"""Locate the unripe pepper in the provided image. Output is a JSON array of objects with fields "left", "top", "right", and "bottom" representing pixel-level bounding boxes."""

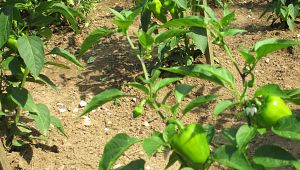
[
  {"left": 6, "top": 35, "right": 18, "bottom": 51},
  {"left": 170, "top": 122, "right": 210, "bottom": 164},
  {"left": 148, "top": 0, "right": 167, "bottom": 22},
  {"left": 256, "top": 96, "right": 292, "bottom": 128},
  {"left": 132, "top": 99, "right": 146, "bottom": 118}
]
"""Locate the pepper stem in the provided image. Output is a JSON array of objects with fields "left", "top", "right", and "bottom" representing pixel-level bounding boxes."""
[{"left": 168, "top": 119, "right": 185, "bottom": 131}]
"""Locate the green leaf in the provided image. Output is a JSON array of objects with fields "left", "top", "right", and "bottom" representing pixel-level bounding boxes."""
[
  {"left": 203, "top": 124, "right": 215, "bottom": 144},
  {"left": 162, "top": 64, "right": 235, "bottom": 88},
  {"left": 254, "top": 84, "right": 289, "bottom": 98},
  {"left": 80, "top": 88, "right": 124, "bottom": 116},
  {"left": 142, "top": 136, "right": 164, "bottom": 156},
  {"left": 254, "top": 38, "right": 300, "bottom": 59},
  {"left": 284, "top": 88, "right": 300, "bottom": 105},
  {"left": 213, "top": 100, "right": 234, "bottom": 117},
  {"left": 154, "top": 77, "right": 182, "bottom": 92},
  {"left": 127, "top": 82, "right": 149, "bottom": 94},
  {"left": 288, "top": 4, "right": 298, "bottom": 20},
  {"left": 173, "top": 0, "right": 187, "bottom": 9},
  {"left": 220, "top": 12, "right": 235, "bottom": 27},
  {"left": 182, "top": 95, "right": 216, "bottom": 115},
  {"left": 161, "top": 16, "right": 206, "bottom": 28},
  {"left": 188, "top": 27, "right": 207, "bottom": 54},
  {"left": 45, "top": 61, "right": 70, "bottom": 69},
  {"left": 253, "top": 145, "right": 296, "bottom": 168},
  {"left": 138, "top": 31, "right": 154, "bottom": 50},
  {"left": 292, "top": 160, "right": 300, "bottom": 170},
  {"left": 222, "top": 128, "right": 238, "bottom": 145},
  {"left": 79, "top": 28, "right": 113, "bottom": 57},
  {"left": 236, "top": 125, "right": 256, "bottom": 151},
  {"left": 37, "top": 74, "right": 57, "bottom": 90},
  {"left": 0, "top": 12, "right": 11, "bottom": 48},
  {"left": 33, "top": 103, "right": 51, "bottom": 133},
  {"left": 99, "top": 133, "right": 140, "bottom": 170},
  {"left": 49, "top": 47, "right": 83, "bottom": 67},
  {"left": 155, "top": 28, "right": 188, "bottom": 43},
  {"left": 50, "top": 116, "right": 67, "bottom": 137},
  {"left": 49, "top": 2, "right": 79, "bottom": 33},
  {"left": 17, "top": 35, "right": 45, "bottom": 78},
  {"left": 165, "top": 151, "right": 180, "bottom": 169},
  {"left": 117, "top": 159, "right": 145, "bottom": 170},
  {"left": 223, "top": 29, "right": 246, "bottom": 36},
  {"left": 9, "top": 87, "right": 38, "bottom": 112},
  {"left": 239, "top": 49, "right": 256, "bottom": 64},
  {"left": 271, "top": 115, "right": 300, "bottom": 141},
  {"left": 175, "top": 84, "right": 194, "bottom": 103},
  {"left": 163, "top": 124, "right": 176, "bottom": 143},
  {"left": 214, "top": 145, "right": 253, "bottom": 170}
]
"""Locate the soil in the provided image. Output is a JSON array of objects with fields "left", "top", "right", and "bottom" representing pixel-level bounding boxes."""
[{"left": 3, "top": 0, "right": 300, "bottom": 169}]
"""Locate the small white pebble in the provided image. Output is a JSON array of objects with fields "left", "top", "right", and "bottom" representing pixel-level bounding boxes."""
[
  {"left": 104, "top": 127, "right": 109, "bottom": 134},
  {"left": 143, "top": 121, "right": 150, "bottom": 127},
  {"left": 56, "top": 103, "right": 64, "bottom": 106},
  {"left": 131, "top": 97, "right": 137, "bottom": 103},
  {"left": 83, "top": 116, "right": 91, "bottom": 126},
  {"left": 92, "top": 109, "right": 96, "bottom": 113},
  {"left": 79, "top": 100, "right": 87, "bottom": 107},
  {"left": 145, "top": 165, "right": 151, "bottom": 170},
  {"left": 265, "top": 58, "right": 270, "bottom": 63},
  {"left": 72, "top": 108, "right": 79, "bottom": 113},
  {"left": 58, "top": 108, "right": 67, "bottom": 113}
]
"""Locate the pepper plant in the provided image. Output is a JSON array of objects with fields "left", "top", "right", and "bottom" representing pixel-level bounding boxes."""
[
  {"left": 79, "top": 2, "right": 300, "bottom": 170},
  {"left": 0, "top": 1, "right": 83, "bottom": 149}
]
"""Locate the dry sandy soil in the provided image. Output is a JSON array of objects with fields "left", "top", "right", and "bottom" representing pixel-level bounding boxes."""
[{"left": 3, "top": 0, "right": 300, "bottom": 169}]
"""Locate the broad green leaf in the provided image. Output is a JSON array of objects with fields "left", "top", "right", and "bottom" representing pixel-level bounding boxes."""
[
  {"left": 33, "top": 103, "right": 51, "bottom": 133},
  {"left": 254, "top": 84, "right": 289, "bottom": 98},
  {"left": 138, "top": 31, "right": 154, "bottom": 50},
  {"left": 99, "top": 133, "right": 140, "bottom": 170},
  {"left": 50, "top": 116, "right": 67, "bottom": 137},
  {"left": 49, "top": 2, "right": 79, "bottom": 33},
  {"left": 162, "top": 64, "right": 235, "bottom": 88},
  {"left": 161, "top": 16, "right": 206, "bottom": 28},
  {"left": 45, "top": 61, "right": 70, "bottom": 69},
  {"left": 80, "top": 88, "right": 124, "bottom": 116},
  {"left": 284, "top": 88, "right": 300, "bottom": 105},
  {"left": 203, "top": 124, "right": 215, "bottom": 144},
  {"left": 254, "top": 38, "right": 300, "bottom": 59},
  {"left": 154, "top": 77, "right": 182, "bottom": 92},
  {"left": 214, "top": 145, "right": 253, "bottom": 170},
  {"left": 127, "top": 82, "right": 149, "bottom": 94},
  {"left": 272, "top": 115, "right": 300, "bottom": 141},
  {"left": 79, "top": 28, "right": 113, "bottom": 57},
  {"left": 239, "top": 49, "right": 256, "bottom": 64},
  {"left": 222, "top": 128, "right": 238, "bottom": 145},
  {"left": 223, "top": 29, "right": 246, "bottom": 36},
  {"left": 292, "top": 160, "right": 300, "bottom": 170},
  {"left": 175, "top": 84, "right": 194, "bottom": 103},
  {"left": 253, "top": 145, "right": 296, "bottom": 168},
  {"left": 201, "top": 5, "right": 216, "bottom": 19},
  {"left": 220, "top": 12, "right": 235, "bottom": 27},
  {"left": 37, "top": 74, "right": 57, "bottom": 90},
  {"left": 188, "top": 27, "right": 207, "bottom": 54},
  {"left": 9, "top": 87, "right": 38, "bottom": 112},
  {"left": 29, "top": 13, "right": 55, "bottom": 27},
  {"left": 288, "top": 4, "right": 298, "bottom": 20},
  {"left": 142, "top": 136, "right": 164, "bottom": 156},
  {"left": 0, "top": 12, "right": 11, "bottom": 48},
  {"left": 213, "top": 100, "right": 234, "bottom": 117},
  {"left": 117, "top": 159, "right": 145, "bottom": 170},
  {"left": 165, "top": 152, "right": 180, "bottom": 169},
  {"left": 236, "top": 125, "right": 256, "bottom": 151},
  {"left": 155, "top": 28, "right": 188, "bottom": 43},
  {"left": 173, "top": 0, "right": 187, "bottom": 9},
  {"left": 182, "top": 95, "right": 216, "bottom": 115},
  {"left": 18, "top": 35, "right": 45, "bottom": 78},
  {"left": 163, "top": 124, "right": 176, "bottom": 143},
  {"left": 50, "top": 47, "right": 83, "bottom": 67}
]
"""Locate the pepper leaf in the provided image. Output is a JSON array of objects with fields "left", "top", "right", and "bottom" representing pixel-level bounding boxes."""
[
  {"left": 214, "top": 145, "right": 254, "bottom": 170},
  {"left": 117, "top": 159, "right": 145, "bottom": 170},
  {"left": 183, "top": 95, "right": 216, "bottom": 116},
  {"left": 142, "top": 136, "right": 164, "bottom": 156},
  {"left": 213, "top": 100, "right": 235, "bottom": 117},
  {"left": 253, "top": 145, "right": 296, "bottom": 168},
  {"left": 80, "top": 88, "right": 124, "bottom": 116},
  {"left": 236, "top": 125, "right": 256, "bottom": 151},
  {"left": 254, "top": 38, "right": 300, "bottom": 59},
  {"left": 99, "top": 133, "right": 141, "bottom": 170},
  {"left": 175, "top": 84, "right": 194, "bottom": 103},
  {"left": 254, "top": 84, "right": 289, "bottom": 98},
  {"left": 271, "top": 115, "right": 300, "bottom": 141}
]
